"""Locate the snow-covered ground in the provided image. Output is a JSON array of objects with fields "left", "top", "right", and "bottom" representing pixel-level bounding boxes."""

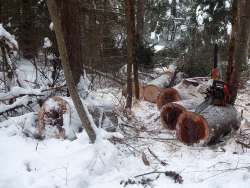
[
  {"left": 1, "top": 89, "right": 250, "bottom": 188},
  {"left": 1, "top": 60, "right": 250, "bottom": 188}
]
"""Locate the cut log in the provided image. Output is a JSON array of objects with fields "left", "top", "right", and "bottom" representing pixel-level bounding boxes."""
[
  {"left": 176, "top": 105, "right": 240, "bottom": 145},
  {"left": 160, "top": 103, "right": 186, "bottom": 130},
  {"left": 160, "top": 99, "right": 203, "bottom": 130},
  {"left": 174, "top": 78, "right": 209, "bottom": 100},
  {"left": 156, "top": 88, "right": 181, "bottom": 109},
  {"left": 147, "top": 71, "right": 174, "bottom": 88},
  {"left": 143, "top": 71, "right": 175, "bottom": 103},
  {"left": 143, "top": 84, "right": 162, "bottom": 103}
]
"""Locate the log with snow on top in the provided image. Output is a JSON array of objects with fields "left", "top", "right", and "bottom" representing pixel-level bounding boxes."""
[
  {"left": 173, "top": 77, "right": 210, "bottom": 100},
  {"left": 0, "top": 24, "right": 18, "bottom": 50},
  {"left": 160, "top": 99, "right": 203, "bottom": 130},
  {"left": 143, "top": 70, "right": 176, "bottom": 103},
  {"left": 156, "top": 77, "right": 209, "bottom": 109},
  {"left": 176, "top": 105, "right": 240, "bottom": 146}
]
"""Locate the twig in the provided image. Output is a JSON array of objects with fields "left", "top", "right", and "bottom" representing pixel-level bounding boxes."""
[
  {"left": 235, "top": 140, "right": 250, "bottom": 149},
  {"left": 148, "top": 147, "right": 168, "bottom": 166}
]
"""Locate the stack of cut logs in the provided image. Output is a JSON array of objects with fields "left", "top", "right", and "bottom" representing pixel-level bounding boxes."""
[{"left": 124, "top": 71, "right": 240, "bottom": 146}]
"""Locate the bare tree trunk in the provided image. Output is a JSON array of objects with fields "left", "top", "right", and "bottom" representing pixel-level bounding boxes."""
[
  {"left": 229, "top": 0, "right": 250, "bottom": 104},
  {"left": 136, "top": 0, "right": 145, "bottom": 43},
  {"left": 125, "top": 0, "right": 137, "bottom": 107},
  {"left": 226, "top": 0, "right": 238, "bottom": 102},
  {"left": 46, "top": 0, "right": 96, "bottom": 143}
]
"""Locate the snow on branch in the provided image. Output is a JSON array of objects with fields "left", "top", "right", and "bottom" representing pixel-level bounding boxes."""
[
  {"left": 0, "top": 24, "right": 18, "bottom": 50},
  {"left": 0, "top": 86, "right": 43, "bottom": 101}
]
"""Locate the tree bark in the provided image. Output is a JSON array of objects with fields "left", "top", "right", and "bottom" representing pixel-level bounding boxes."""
[
  {"left": 228, "top": 0, "right": 250, "bottom": 104},
  {"left": 125, "top": 0, "right": 138, "bottom": 107},
  {"left": 46, "top": 0, "right": 96, "bottom": 143},
  {"left": 136, "top": 0, "right": 145, "bottom": 43}
]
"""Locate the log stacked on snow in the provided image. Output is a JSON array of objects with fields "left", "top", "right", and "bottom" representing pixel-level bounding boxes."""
[
  {"left": 143, "top": 71, "right": 175, "bottom": 103},
  {"left": 160, "top": 103, "right": 186, "bottom": 130},
  {"left": 160, "top": 99, "right": 203, "bottom": 130},
  {"left": 156, "top": 88, "right": 181, "bottom": 109},
  {"left": 176, "top": 105, "right": 240, "bottom": 145}
]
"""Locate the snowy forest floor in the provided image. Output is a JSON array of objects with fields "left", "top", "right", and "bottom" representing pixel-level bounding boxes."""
[{"left": 1, "top": 62, "right": 250, "bottom": 188}]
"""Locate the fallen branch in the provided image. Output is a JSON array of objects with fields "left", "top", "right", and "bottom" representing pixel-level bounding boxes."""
[{"left": 148, "top": 147, "right": 168, "bottom": 166}]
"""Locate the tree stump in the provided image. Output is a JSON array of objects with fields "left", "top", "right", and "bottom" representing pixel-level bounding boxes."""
[
  {"left": 176, "top": 105, "right": 240, "bottom": 145},
  {"left": 36, "top": 96, "right": 69, "bottom": 139}
]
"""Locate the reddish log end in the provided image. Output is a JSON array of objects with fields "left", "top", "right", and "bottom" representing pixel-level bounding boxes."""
[
  {"left": 143, "top": 84, "right": 162, "bottom": 103},
  {"left": 160, "top": 103, "right": 186, "bottom": 130},
  {"left": 176, "top": 111, "right": 209, "bottom": 145},
  {"left": 157, "top": 88, "right": 181, "bottom": 109}
]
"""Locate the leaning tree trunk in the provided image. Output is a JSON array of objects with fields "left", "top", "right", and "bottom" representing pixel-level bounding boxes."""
[
  {"left": 176, "top": 105, "right": 239, "bottom": 146},
  {"left": 228, "top": 0, "right": 250, "bottom": 104},
  {"left": 47, "top": 0, "right": 96, "bottom": 143}
]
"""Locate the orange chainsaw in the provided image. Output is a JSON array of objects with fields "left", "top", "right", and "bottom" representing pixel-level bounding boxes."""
[{"left": 196, "top": 44, "right": 230, "bottom": 113}]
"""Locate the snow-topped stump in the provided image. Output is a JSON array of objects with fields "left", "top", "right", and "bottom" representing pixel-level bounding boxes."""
[
  {"left": 36, "top": 96, "right": 71, "bottom": 139},
  {"left": 176, "top": 105, "right": 240, "bottom": 145},
  {"left": 36, "top": 96, "right": 118, "bottom": 140},
  {"left": 160, "top": 99, "right": 202, "bottom": 130}
]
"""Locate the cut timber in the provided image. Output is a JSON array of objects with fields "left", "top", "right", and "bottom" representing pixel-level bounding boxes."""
[
  {"left": 143, "top": 71, "right": 175, "bottom": 103},
  {"left": 147, "top": 71, "right": 174, "bottom": 88},
  {"left": 156, "top": 88, "right": 181, "bottom": 109},
  {"left": 143, "top": 84, "right": 162, "bottom": 103},
  {"left": 176, "top": 105, "right": 240, "bottom": 145},
  {"left": 160, "top": 99, "right": 202, "bottom": 130},
  {"left": 160, "top": 103, "right": 186, "bottom": 130}
]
